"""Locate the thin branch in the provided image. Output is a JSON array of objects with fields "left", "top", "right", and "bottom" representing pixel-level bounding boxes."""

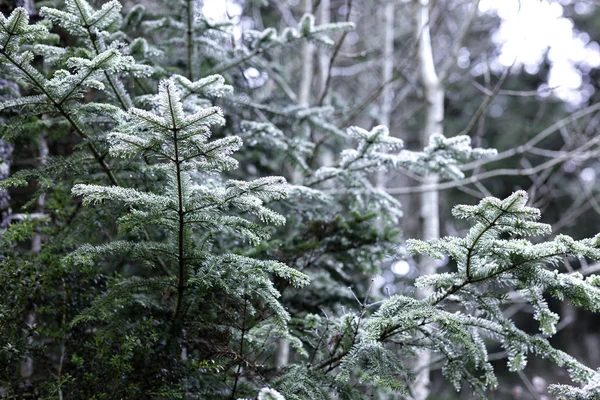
[
  {"left": 457, "top": 66, "right": 511, "bottom": 137},
  {"left": 339, "top": 39, "right": 417, "bottom": 125},
  {"left": 472, "top": 80, "right": 560, "bottom": 98},
  {"left": 317, "top": 0, "right": 352, "bottom": 105},
  {"left": 386, "top": 133, "right": 600, "bottom": 195},
  {"left": 460, "top": 101, "right": 600, "bottom": 172},
  {"left": 517, "top": 371, "right": 543, "bottom": 400}
]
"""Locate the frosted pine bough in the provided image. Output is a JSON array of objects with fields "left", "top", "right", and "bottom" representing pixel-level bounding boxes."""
[
  {"left": 2, "top": 1, "right": 600, "bottom": 398},
  {"left": 70, "top": 79, "right": 308, "bottom": 329},
  {"left": 401, "top": 191, "right": 600, "bottom": 397},
  {"left": 275, "top": 191, "right": 600, "bottom": 399}
]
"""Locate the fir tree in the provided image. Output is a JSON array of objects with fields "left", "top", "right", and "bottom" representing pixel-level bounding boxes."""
[{"left": 1, "top": 2, "right": 600, "bottom": 399}]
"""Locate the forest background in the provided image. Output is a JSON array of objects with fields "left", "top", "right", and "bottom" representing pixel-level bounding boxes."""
[{"left": 4, "top": 0, "right": 600, "bottom": 399}]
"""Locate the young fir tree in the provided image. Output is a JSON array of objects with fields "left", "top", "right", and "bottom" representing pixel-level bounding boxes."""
[{"left": 2, "top": 1, "right": 600, "bottom": 399}]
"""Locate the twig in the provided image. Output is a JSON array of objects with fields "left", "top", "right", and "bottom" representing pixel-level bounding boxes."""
[
  {"left": 460, "top": 101, "right": 600, "bottom": 172},
  {"left": 517, "top": 371, "right": 542, "bottom": 400},
  {"left": 458, "top": 66, "right": 511, "bottom": 137},
  {"left": 386, "top": 136, "right": 600, "bottom": 195},
  {"left": 317, "top": 0, "right": 352, "bottom": 105}
]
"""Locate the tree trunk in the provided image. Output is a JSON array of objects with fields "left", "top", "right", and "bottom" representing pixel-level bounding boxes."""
[
  {"left": 318, "top": 0, "right": 330, "bottom": 103},
  {"left": 377, "top": 1, "right": 395, "bottom": 190},
  {"left": 413, "top": 0, "right": 443, "bottom": 398},
  {"left": 298, "top": 0, "right": 315, "bottom": 108}
]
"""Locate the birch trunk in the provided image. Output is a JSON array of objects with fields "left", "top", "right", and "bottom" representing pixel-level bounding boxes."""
[
  {"left": 318, "top": 0, "right": 330, "bottom": 102},
  {"left": 298, "top": 0, "right": 315, "bottom": 108},
  {"left": 380, "top": 7, "right": 403, "bottom": 400},
  {"left": 317, "top": 0, "right": 335, "bottom": 168},
  {"left": 377, "top": 1, "right": 395, "bottom": 190},
  {"left": 413, "top": 0, "right": 443, "bottom": 398}
]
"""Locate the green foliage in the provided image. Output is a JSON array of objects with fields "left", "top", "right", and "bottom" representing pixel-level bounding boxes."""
[
  {"left": 1, "top": 2, "right": 599, "bottom": 399},
  {"left": 272, "top": 191, "right": 600, "bottom": 398}
]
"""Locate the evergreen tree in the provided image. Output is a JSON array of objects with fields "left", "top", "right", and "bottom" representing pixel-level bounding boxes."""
[{"left": 1, "top": 1, "right": 600, "bottom": 399}]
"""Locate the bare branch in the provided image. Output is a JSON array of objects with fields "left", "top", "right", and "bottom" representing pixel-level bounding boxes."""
[
  {"left": 460, "top": 102, "right": 600, "bottom": 172},
  {"left": 386, "top": 135, "right": 600, "bottom": 195},
  {"left": 317, "top": 0, "right": 352, "bottom": 105}
]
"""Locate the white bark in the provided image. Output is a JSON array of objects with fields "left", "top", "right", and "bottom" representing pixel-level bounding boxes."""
[
  {"left": 380, "top": 2, "right": 395, "bottom": 129},
  {"left": 275, "top": 338, "right": 290, "bottom": 369},
  {"left": 317, "top": 0, "right": 335, "bottom": 167},
  {"left": 17, "top": 0, "right": 36, "bottom": 14},
  {"left": 379, "top": 9, "right": 403, "bottom": 400},
  {"left": 377, "top": 1, "right": 395, "bottom": 190},
  {"left": 298, "top": 0, "right": 315, "bottom": 107},
  {"left": 413, "top": 0, "right": 443, "bottom": 398},
  {"left": 318, "top": 0, "right": 331, "bottom": 101}
]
